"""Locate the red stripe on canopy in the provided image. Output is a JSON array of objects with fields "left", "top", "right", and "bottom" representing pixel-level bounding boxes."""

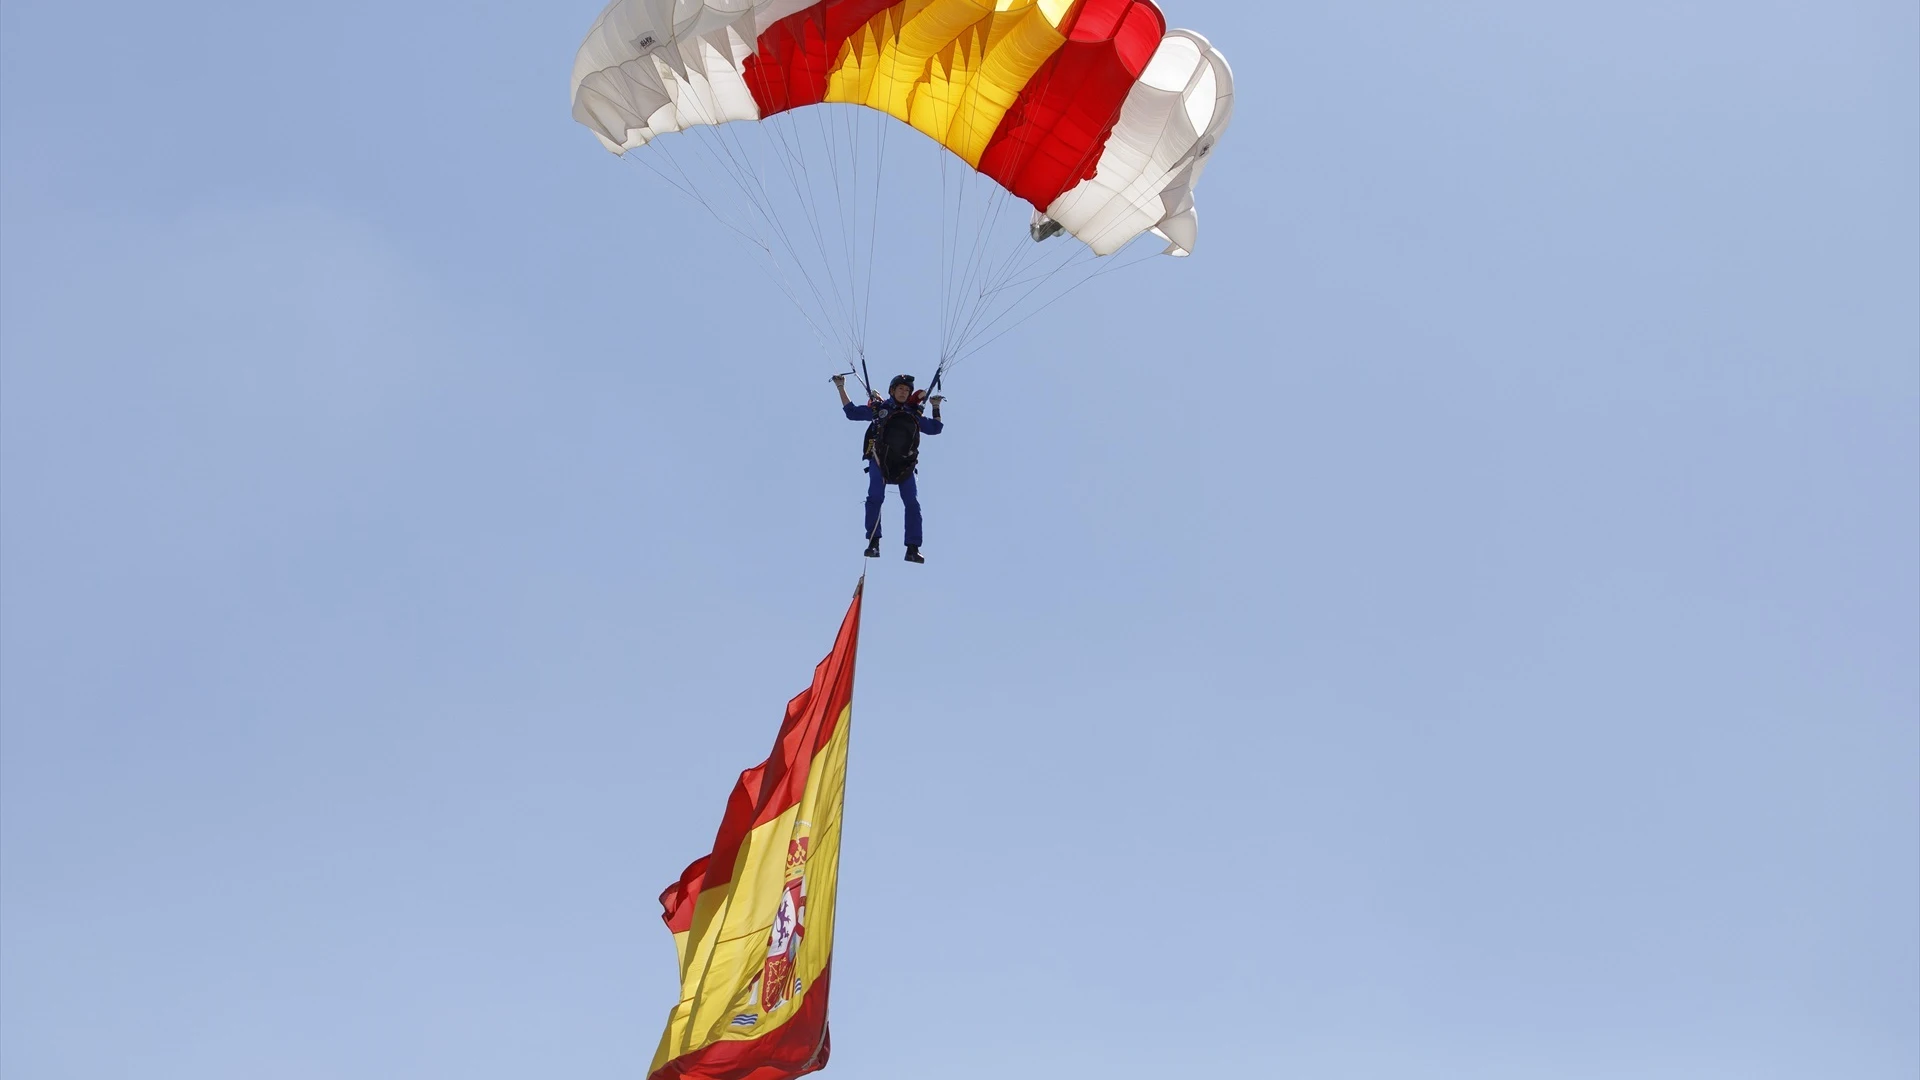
[
  {"left": 976, "top": 0, "right": 1166, "bottom": 210},
  {"left": 743, "top": 0, "right": 903, "bottom": 115}
]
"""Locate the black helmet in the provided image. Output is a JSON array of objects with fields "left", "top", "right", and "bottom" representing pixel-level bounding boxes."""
[{"left": 888, "top": 374, "right": 915, "bottom": 392}]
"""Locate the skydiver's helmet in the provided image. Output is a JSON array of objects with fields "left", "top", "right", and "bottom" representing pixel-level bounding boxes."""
[{"left": 888, "top": 374, "right": 927, "bottom": 406}]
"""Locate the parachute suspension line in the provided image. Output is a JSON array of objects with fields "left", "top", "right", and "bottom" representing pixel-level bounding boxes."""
[
  {"left": 758, "top": 118, "right": 834, "bottom": 319},
  {"left": 945, "top": 144, "right": 994, "bottom": 361},
  {"left": 931, "top": 44, "right": 1108, "bottom": 382},
  {"left": 629, "top": 138, "right": 840, "bottom": 357},
  {"left": 944, "top": 56, "right": 1027, "bottom": 361},
  {"left": 744, "top": 101, "right": 892, "bottom": 369},
  {"left": 829, "top": 101, "right": 860, "bottom": 356},
  {"left": 759, "top": 113, "right": 854, "bottom": 353},
  {"left": 944, "top": 151, "right": 967, "bottom": 362},
  {"left": 953, "top": 212, "right": 1078, "bottom": 358},
  {"left": 724, "top": 107, "right": 854, "bottom": 351},
  {"left": 662, "top": 98, "right": 852, "bottom": 360},
  {"left": 652, "top": 78, "right": 885, "bottom": 369},
  {"left": 938, "top": 149, "right": 953, "bottom": 369},
  {"left": 628, "top": 148, "right": 841, "bottom": 363},
  {"left": 863, "top": 108, "right": 887, "bottom": 357},
  {"left": 833, "top": 104, "right": 872, "bottom": 362},
  {"left": 938, "top": 77, "right": 1000, "bottom": 369},
  {"left": 956, "top": 41, "right": 1020, "bottom": 331},
  {"left": 938, "top": 34, "right": 1189, "bottom": 379},
  {"left": 936, "top": 146, "right": 969, "bottom": 375},
  {"left": 949, "top": 241, "right": 1162, "bottom": 367},
  {"left": 795, "top": 104, "right": 853, "bottom": 339},
  {"left": 947, "top": 187, "right": 1054, "bottom": 358},
  {"left": 832, "top": 104, "right": 857, "bottom": 356},
  {"left": 790, "top": 109, "right": 863, "bottom": 358},
  {"left": 953, "top": 237, "right": 1084, "bottom": 349},
  {"left": 780, "top": 104, "right": 882, "bottom": 364},
  {"left": 843, "top": 106, "right": 876, "bottom": 360},
  {"left": 627, "top": 145, "right": 758, "bottom": 255},
  {"left": 669, "top": 76, "right": 865, "bottom": 367},
  {"left": 858, "top": 111, "right": 890, "bottom": 362}
]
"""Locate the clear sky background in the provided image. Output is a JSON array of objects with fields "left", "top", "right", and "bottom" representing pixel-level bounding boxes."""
[{"left": 3, "top": 2, "right": 1916, "bottom": 1078}]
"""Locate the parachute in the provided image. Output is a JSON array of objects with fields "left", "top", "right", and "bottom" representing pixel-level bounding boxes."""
[{"left": 570, "top": 0, "right": 1233, "bottom": 383}]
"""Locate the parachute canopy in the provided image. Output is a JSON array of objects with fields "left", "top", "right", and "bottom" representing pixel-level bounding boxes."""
[{"left": 571, "top": 0, "right": 1233, "bottom": 257}]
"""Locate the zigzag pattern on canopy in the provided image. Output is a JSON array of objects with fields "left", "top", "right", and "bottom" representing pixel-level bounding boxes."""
[{"left": 571, "top": 0, "right": 1232, "bottom": 255}]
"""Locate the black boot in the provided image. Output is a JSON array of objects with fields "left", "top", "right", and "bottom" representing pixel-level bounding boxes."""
[
  {"left": 864, "top": 537, "right": 881, "bottom": 558},
  {"left": 904, "top": 546, "right": 925, "bottom": 564}
]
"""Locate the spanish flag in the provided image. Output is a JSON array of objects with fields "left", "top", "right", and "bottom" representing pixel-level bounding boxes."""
[{"left": 648, "top": 583, "right": 862, "bottom": 1080}]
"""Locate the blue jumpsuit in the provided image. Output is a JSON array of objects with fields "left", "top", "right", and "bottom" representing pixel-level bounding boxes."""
[{"left": 844, "top": 399, "right": 943, "bottom": 547}]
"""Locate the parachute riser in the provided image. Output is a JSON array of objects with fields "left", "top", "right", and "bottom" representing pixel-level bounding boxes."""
[{"left": 828, "top": 359, "right": 876, "bottom": 401}]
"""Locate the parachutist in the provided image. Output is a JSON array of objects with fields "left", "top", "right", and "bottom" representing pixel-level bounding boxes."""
[{"left": 837, "top": 374, "right": 942, "bottom": 557}]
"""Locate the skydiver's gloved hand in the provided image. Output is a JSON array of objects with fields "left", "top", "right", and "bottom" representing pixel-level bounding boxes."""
[
  {"left": 928, "top": 394, "right": 943, "bottom": 421},
  {"left": 832, "top": 373, "right": 851, "bottom": 407}
]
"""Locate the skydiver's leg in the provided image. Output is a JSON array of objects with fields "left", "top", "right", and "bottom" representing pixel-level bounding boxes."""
[
  {"left": 864, "top": 464, "right": 886, "bottom": 542},
  {"left": 898, "top": 472, "right": 922, "bottom": 549}
]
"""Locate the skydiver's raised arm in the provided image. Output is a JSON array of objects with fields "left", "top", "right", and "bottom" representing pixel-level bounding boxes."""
[{"left": 836, "top": 375, "right": 876, "bottom": 421}]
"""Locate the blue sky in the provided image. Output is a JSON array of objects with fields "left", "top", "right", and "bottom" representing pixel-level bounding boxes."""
[{"left": 3, "top": 2, "right": 1916, "bottom": 1078}]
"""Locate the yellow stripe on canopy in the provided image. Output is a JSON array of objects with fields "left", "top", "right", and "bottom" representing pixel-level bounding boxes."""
[{"left": 824, "top": 0, "right": 1071, "bottom": 166}]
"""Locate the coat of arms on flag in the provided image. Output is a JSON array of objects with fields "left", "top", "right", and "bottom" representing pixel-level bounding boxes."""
[{"left": 761, "top": 834, "right": 811, "bottom": 1013}]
